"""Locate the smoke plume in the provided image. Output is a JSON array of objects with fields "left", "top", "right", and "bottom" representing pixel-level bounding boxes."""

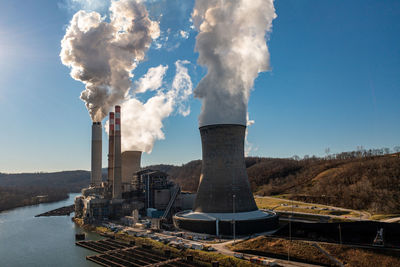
[
  {"left": 105, "top": 60, "right": 193, "bottom": 153},
  {"left": 192, "top": 0, "right": 277, "bottom": 126},
  {"left": 60, "top": 0, "right": 160, "bottom": 122}
]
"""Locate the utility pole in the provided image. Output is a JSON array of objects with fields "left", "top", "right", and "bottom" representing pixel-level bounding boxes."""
[
  {"left": 288, "top": 214, "right": 291, "bottom": 262},
  {"left": 233, "top": 194, "right": 236, "bottom": 246}
]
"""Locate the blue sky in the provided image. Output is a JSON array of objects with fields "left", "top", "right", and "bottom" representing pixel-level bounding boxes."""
[{"left": 0, "top": 0, "right": 399, "bottom": 173}]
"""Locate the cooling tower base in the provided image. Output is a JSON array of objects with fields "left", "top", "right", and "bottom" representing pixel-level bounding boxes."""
[{"left": 173, "top": 210, "right": 279, "bottom": 236}]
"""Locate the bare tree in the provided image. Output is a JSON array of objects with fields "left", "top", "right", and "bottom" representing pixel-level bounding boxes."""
[{"left": 325, "top": 148, "right": 331, "bottom": 159}]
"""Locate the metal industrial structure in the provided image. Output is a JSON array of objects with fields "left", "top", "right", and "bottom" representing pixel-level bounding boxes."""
[
  {"left": 173, "top": 124, "right": 278, "bottom": 235},
  {"left": 75, "top": 105, "right": 193, "bottom": 224}
]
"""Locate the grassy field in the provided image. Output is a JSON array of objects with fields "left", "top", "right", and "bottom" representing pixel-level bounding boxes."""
[
  {"left": 255, "top": 195, "right": 362, "bottom": 218},
  {"left": 229, "top": 236, "right": 400, "bottom": 267},
  {"left": 369, "top": 214, "right": 400, "bottom": 221}
]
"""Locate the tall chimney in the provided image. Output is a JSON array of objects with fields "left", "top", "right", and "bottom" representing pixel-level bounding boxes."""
[
  {"left": 193, "top": 124, "right": 258, "bottom": 213},
  {"left": 107, "top": 112, "right": 115, "bottom": 185},
  {"left": 91, "top": 122, "right": 102, "bottom": 187},
  {"left": 113, "top": 106, "right": 122, "bottom": 199}
]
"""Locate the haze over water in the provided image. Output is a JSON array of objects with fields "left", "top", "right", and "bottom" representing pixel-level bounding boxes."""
[{"left": 0, "top": 194, "right": 99, "bottom": 267}]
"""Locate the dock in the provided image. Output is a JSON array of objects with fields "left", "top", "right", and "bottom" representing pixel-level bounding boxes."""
[
  {"left": 35, "top": 204, "right": 75, "bottom": 217},
  {"left": 76, "top": 239, "right": 199, "bottom": 266}
]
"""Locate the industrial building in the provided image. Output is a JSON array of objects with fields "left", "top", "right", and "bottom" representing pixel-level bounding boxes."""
[
  {"left": 75, "top": 105, "right": 193, "bottom": 224},
  {"left": 76, "top": 107, "right": 278, "bottom": 236}
]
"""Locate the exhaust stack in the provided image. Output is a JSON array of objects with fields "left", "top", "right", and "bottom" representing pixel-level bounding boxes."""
[
  {"left": 91, "top": 122, "right": 102, "bottom": 187},
  {"left": 107, "top": 112, "right": 115, "bottom": 185},
  {"left": 113, "top": 106, "right": 122, "bottom": 199}
]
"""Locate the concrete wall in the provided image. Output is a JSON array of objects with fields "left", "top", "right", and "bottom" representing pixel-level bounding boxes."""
[
  {"left": 122, "top": 151, "right": 142, "bottom": 184},
  {"left": 154, "top": 189, "right": 170, "bottom": 210}
]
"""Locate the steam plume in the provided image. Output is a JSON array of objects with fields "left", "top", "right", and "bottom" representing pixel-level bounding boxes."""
[
  {"left": 105, "top": 60, "right": 193, "bottom": 153},
  {"left": 60, "top": 0, "right": 160, "bottom": 121},
  {"left": 192, "top": 0, "right": 276, "bottom": 126}
]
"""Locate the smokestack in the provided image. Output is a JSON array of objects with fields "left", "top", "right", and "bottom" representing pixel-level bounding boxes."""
[
  {"left": 91, "top": 122, "right": 102, "bottom": 187},
  {"left": 113, "top": 106, "right": 122, "bottom": 199},
  {"left": 193, "top": 124, "right": 257, "bottom": 213},
  {"left": 122, "top": 151, "right": 142, "bottom": 184},
  {"left": 107, "top": 112, "right": 115, "bottom": 185}
]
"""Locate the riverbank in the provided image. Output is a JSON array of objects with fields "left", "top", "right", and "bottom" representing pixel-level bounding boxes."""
[
  {"left": 0, "top": 193, "right": 101, "bottom": 267},
  {"left": 0, "top": 186, "right": 71, "bottom": 213}
]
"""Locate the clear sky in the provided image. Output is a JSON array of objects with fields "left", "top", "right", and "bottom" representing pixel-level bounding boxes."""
[{"left": 0, "top": 0, "right": 399, "bottom": 173}]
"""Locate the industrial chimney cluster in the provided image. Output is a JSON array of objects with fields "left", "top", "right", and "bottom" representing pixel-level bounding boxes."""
[
  {"left": 88, "top": 106, "right": 127, "bottom": 199},
  {"left": 75, "top": 106, "right": 193, "bottom": 224}
]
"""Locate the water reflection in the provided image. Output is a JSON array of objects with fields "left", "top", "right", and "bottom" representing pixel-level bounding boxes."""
[{"left": 0, "top": 193, "right": 100, "bottom": 267}]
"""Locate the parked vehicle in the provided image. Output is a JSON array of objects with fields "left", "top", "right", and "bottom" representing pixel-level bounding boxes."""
[{"left": 234, "top": 252, "right": 244, "bottom": 259}]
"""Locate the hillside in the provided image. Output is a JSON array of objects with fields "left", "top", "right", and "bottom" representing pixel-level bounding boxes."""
[
  {"left": 148, "top": 153, "right": 400, "bottom": 214},
  {"left": 1, "top": 150, "right": 399, "bottom": 214},
  {"left": 0, "top": 171, "right": 91, "bottom": 192},
  {"left": 0, "top": 170, "right": 93, "bottom": 212}
]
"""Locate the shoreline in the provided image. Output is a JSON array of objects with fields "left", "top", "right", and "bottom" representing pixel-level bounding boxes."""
[{"left": 0, "top": 193, "right": 75, "bottom": 214}]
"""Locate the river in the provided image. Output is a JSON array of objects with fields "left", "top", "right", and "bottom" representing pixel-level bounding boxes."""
[{"left": 0, "top": 193, "right": 101, "bottom": 267}]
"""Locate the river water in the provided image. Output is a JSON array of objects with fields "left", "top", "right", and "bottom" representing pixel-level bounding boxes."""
[{"left": 0, "top": 193, "right": 101, "bottom": 267}]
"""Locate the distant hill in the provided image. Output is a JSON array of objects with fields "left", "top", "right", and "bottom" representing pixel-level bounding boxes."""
[
  {"left": 1, "top": 150, "right": 399, "bottom": 214},
  {"left": 147, "top": 153, "right": 400, "bottom": 214},
  {"left": 0, "top": 171, "right": 91, "bottom": 192},
  {"left": 0, "top": 170, "right": 94, "bottom": 212}
]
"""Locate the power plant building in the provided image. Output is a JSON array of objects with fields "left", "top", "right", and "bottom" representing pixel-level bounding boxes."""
[
  {"left": 77, "top": 108, "right": 277, "bottom": 236},
  {"left": 75, "top": 106, "right": 191, "bottom": 224}
]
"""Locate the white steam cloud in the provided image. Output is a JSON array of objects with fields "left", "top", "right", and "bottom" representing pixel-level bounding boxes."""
[
  {"left": 105, "top": 60, "right": 193, "bottom": 153},
  {"left": 60, "top": 0, "right": 160, "bottom": 122},
  {"left": 133, "top": 65, "right": 168, "bottom": 94},
  {"left": 64, "top": 0, "right": 110, "bottom": 12},
  {"left": 192, "top": 0, "right": 277, "bottom": 126}
]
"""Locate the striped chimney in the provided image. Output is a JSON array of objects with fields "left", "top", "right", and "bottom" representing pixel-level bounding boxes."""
[
  {"left": 107, "top": 112, "right": 115, "bottom": 186},
  {"left": 113, "top": 106, "right": 122, "bottom": 199}
]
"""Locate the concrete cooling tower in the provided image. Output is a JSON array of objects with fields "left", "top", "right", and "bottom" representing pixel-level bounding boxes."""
[
  {"left": 122, "top": 151, "right": 142, "bottom": 184},
  {"left": 91, "top": 122, "right": 102, "bottom": 187},
  {"left": 173, "top": 124, "right": 278, "bottom": 236}
]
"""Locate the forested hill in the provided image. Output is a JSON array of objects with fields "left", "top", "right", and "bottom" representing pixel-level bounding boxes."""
[
  {"left": 0, "top": 170, "right": 92, "bottom": 212},
  {"left": 1, "top": 149, "right": 399, "bottom": 213},
  {"left": 148, "top": 152, "right": 400, "bottom": 214},
  {"left": 0, "top": 171, "right": 90, "bottom": 191}
]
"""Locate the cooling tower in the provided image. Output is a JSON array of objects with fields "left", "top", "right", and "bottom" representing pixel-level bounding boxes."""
[
  {"left": 107, "top": 112, "right": 115, "bottom": 185},
  {"left": 113, "top": 106, "right": 122, "bottom": 199},
  {"left": 122, "top": 151, "right": 142, "bottom": 184},
  {"left": 173, "top": 124, "right": 278, "bottom": 236},
  {"left": 193, "top": 124, "right": 257, "bottom": 213},
  {"left": 90, "top": 122, "right": 102, "bottom": 187}
]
